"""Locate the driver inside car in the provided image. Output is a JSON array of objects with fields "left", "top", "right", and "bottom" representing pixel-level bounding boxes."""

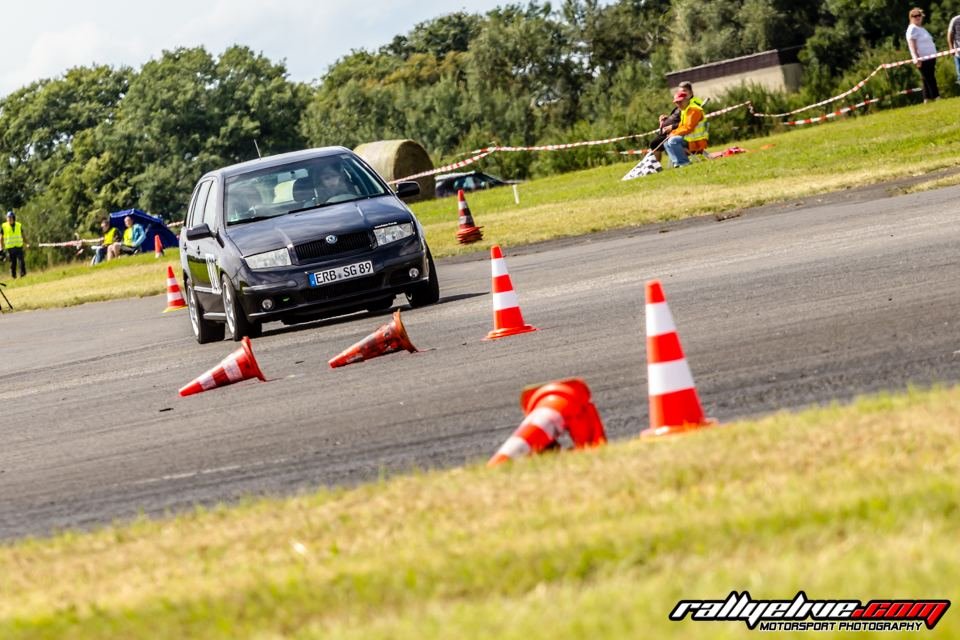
[{"left": 314, "top": 165, "right": 356, "bottom": 202}]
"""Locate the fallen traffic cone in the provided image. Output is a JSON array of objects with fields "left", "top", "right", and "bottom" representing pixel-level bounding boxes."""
[
  {"left": 485, "top": 245, "right": 537, "bottom": 340},
  {"left": 154, "top": 234, "right": 164, "bottom": 258},
  {"left": 455, "top": 189, "right": 483, "bottom": 245},
  {"left": 163, "top": 265, "right": 187, "bottom": 313},
  {"left": 179, "top": 336, "right": 266, "bottom": 397},
  {"left": 641, "top": 280, "right": 715, "bottom": 437},
  {"left": 488, "top": 378, "right": 606, "bottom": 466},
  {"left": 329, "top": 309, "right": 417, "bottom": 368}
]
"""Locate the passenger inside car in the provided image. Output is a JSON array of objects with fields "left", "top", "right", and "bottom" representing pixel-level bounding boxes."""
[{"left": 292, "top": 177, "right": 317, "bottom": 205}]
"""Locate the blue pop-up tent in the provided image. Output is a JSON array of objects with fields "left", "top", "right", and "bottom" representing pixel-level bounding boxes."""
[{"left": 108, "top": 209, "right": 179, "bottom": 252}]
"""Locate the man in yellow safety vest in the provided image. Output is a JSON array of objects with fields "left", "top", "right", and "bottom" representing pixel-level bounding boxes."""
[
  {"left": 662, "top": 90, "right": 709, "bottom": 168},
  {"left": 1, "top": 210, "right": 26, "bottom": 279}
]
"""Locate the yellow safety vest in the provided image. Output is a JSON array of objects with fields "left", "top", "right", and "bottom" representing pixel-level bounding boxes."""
[
  {"left": 123, "top": 226, "right": 135, "bottom": 247},
  {"left": 104, "top": 227, "right": 118, "bottom": 245},
  {"left": 680, "top": 103, "right": 709, "bottom": 143},
  {"left": 2, "top": 221, "right": 23, "bottom": 248}
]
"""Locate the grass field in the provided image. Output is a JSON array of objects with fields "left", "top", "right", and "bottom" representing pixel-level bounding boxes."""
[
  {"left": 5, "top": 97, "right": 960, "bottom": 312},
  {"left": 0, "top": 251, "right": 178, "bottom": 312},
  {"left": 2, "top": 386, "right": 957, "bottom": 638}
]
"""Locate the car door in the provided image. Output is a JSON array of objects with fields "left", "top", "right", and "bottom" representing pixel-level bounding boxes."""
[{"left": 184, "top": 179, "right": 223, "bottom": 310}]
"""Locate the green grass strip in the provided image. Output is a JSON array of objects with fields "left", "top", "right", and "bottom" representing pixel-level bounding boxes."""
[{"left": 2, "top": 386, "right": 957, "bottom": 639}]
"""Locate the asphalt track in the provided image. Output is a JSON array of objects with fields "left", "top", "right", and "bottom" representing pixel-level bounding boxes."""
[{"left": 2, "top": 184, "right": 959, "bottom": 540}]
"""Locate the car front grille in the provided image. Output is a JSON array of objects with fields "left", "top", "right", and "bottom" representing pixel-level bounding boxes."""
[{"left": 295, "top": 232, "right": 373, "bottom": 263}]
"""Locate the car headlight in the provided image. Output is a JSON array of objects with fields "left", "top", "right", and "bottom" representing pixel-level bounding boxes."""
[
  {"left": 245, "top": 248, "right": 292, "bottom": 270},
  {"left": 373, "top": 223, "right": 414, "bottom": 246}
]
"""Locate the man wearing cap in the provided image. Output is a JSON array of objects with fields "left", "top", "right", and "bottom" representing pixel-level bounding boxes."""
[
  {"left": 662, "top": 90, "right": 709, "bottom": 168},
  {"left": 650, "top": 81, "right": 701, "bottom": 163},
  {"left": 1, "top": 211, "right": 26, "bottom": 279}
]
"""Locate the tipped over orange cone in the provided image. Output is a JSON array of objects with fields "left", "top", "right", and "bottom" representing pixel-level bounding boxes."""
[
  {"left": 488, "top": 378, "right": 606, "bottom": 466},
  {"left": 154, "top": 234, "right": 164, "bottom": 258},
  {"left": 641, "top": 280, "right": 715, "bottom": 437},
  {"left": 179, "top": 336, "right": 266, "bottom": 397},
  {"left": 455, "top": 189, "right": 483, "bottom": 245},
  {"left": 485, "top": 245, "right": 537, "bottom": 340},
  {"left": 163, "top": 265, "right": 187, "bottom": 313},
  {"left": 329, "top": 310, "right": 417, "bottom": 368}
]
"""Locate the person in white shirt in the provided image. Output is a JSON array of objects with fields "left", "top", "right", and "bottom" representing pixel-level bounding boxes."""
[
  {"left": 906, "top": 7, "right": 939, "bottom": 102},
  {"left": 947, "top": 14, "right": 960, "bottom": 86}
]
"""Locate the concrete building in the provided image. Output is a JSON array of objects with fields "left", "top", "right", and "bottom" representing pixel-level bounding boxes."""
[{"left": 665, "top": 47, "right": 802, "bottom": 99}]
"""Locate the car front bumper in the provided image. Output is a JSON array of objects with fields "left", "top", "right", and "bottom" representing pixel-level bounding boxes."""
[{"left": 237, "top": 236, "right": 429, "bottom": 321}]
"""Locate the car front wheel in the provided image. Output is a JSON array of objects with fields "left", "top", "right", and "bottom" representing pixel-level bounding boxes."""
[
  {"left": 188, "top": 280, "right": 225, "bottom": 344},
  {"left": 406, "top": 249, "right": 440, "bottom": 308},
  {"left": 221, "top": 275, "right": 262, "bottom": 341}
]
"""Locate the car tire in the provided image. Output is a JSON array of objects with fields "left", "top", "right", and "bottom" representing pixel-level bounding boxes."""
[
  {"left": 406, "top": 249, "right": 440, "bottom": 308},
  {"left": 187, "top": 279, "right": 225, "bottom": 344},
  {"left": 221, "top": 275, "right": 262, "bottom": 341}
]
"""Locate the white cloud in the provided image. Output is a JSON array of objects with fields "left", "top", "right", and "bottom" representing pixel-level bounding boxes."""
[{"left": 0, "top": 0, "right": 506, "bottom": 95}]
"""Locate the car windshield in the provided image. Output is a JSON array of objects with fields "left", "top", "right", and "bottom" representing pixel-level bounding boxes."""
[{"left": 224, "top": 154, "right": 387, "bottom": 226}]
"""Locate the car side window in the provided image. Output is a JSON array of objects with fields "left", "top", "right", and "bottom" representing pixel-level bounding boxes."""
[
  {"left": 201, "top": 181, "right": 220, "bottom": 230},
  {"left": 187, "top": 182, "right": 209, "bottom": 228}
]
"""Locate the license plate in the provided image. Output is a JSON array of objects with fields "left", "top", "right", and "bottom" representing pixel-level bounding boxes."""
[{"left": 310, "top": 260, "right": 374, "bottom": 286}]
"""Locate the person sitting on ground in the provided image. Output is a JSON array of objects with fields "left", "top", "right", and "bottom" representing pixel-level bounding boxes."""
[
  {"left": 663, "top": 90, "right": 709, "bottom": 169},
  {"left": 91, "top": 218, "right": 119, "bottom": 265},
  {"left": 649, "top": 81, "right": 701, "bottom": 163},
  {"left": 107, "top": 215, "right": 145, "bottom": 260}
]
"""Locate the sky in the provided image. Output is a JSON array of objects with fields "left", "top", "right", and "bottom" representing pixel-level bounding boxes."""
[{"left": 0, "top": 0, "right": 510, "bottom": 96}]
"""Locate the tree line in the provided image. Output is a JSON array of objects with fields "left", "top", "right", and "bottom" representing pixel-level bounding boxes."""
[{"left": 2, "top": 0, "right": 958, "bottom": 265}]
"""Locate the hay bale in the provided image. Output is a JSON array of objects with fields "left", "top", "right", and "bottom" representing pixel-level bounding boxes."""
[{"left": 354, "top": 139, "right": 435, "bottom": 202}]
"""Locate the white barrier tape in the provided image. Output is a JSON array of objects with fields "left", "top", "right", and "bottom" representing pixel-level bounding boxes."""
[
  {"left": 387, "top": 150, "right": 494, "bottom": 185},
  {"left": 783, "top": 87, "right": 921, "bottom": 126},
  {"left": 883, "top": 46, "right": 960, "bottom": 69},
  {"left": 705, "top": 101, "right": 753, "bottom": 119},
  {"left": 466, "top": 129, "right": 660, "bottom": 156},
  {"left": 37, "top": 239, "right": 95, "bottom": 248}
]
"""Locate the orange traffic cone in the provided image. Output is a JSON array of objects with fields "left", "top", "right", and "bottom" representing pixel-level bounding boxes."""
[
  {"left": 329, "top": 310, "right": 417, "bottom": 368},
  {"left": 485, "top": 245, "right": 537, "bottom": 340},
  {"left": 154, "top": 234, "right": 164, "bottom": 258},
  {"left": 455, "top": 189, "right": 483, "bottom": 245},
  {"left": 179, "top": 336, "right": 266, "bottom": 397},
  {"left": 488, "top": 378, "right": 606, "bottom": 466},
  {"left": 641, "top": 280, "right": 715, "bottom": 437},
  {"left": 163, "top": 265, "right": 187, "bottom": 313}
]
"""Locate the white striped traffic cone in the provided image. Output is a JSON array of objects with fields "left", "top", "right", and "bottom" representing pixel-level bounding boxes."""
[
  {"left": 488, "top": 378, "right": 606, "bottom": 466},
  {"left": 455, "top": 189, "right": 483, "bottom": 244},
  {"left": 641, "top": 280, "right": 714, "bottom": 437},
  {"left": 179, "top": 336, "right": 266, "bottom": 396},
  {"left": 163, "top": 265, "right": 187, "bottom": 313},
  {"left": 485, "top": 245, "right": 537, "bottom": 340}
]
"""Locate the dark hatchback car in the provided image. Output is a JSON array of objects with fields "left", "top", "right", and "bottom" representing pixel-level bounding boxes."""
[
  {"left": 180, "top": 147, "right": 439, "bottom": 343},
  {"left": 434, "top": 171, "right": 517, "bottom": 198}
]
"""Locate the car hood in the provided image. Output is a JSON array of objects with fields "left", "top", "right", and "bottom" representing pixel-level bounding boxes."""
[{"left": 226, "top": 197, "right": 414, "bottom": 256}]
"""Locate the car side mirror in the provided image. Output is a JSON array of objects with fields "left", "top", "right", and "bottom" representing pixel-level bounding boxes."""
[
  {"left": 394, "top": 181, "right": 421, "bottom": 199},
  {"left": 185, "top": 223, "right": 213, "bottom": 240}
]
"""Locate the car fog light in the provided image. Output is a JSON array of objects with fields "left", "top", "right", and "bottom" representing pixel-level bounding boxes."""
[
  {"left": 409, "top": 268, "right": 420, "bottom": 279},
  {"left": 261, "top": 298, "right": 274, "bottom": 311}
]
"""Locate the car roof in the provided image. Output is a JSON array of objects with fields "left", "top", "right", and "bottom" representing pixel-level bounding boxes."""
[
  {"left": 201, "top": 147, "right": 353, "bottom": 181},
  {"left": 435, "top": 171, "right": 484, "bottom": 181}
]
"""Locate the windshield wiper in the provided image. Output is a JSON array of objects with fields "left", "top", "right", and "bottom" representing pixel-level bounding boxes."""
[{"left": 228, "top": 214, "right": 276, "bottom": 226}]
